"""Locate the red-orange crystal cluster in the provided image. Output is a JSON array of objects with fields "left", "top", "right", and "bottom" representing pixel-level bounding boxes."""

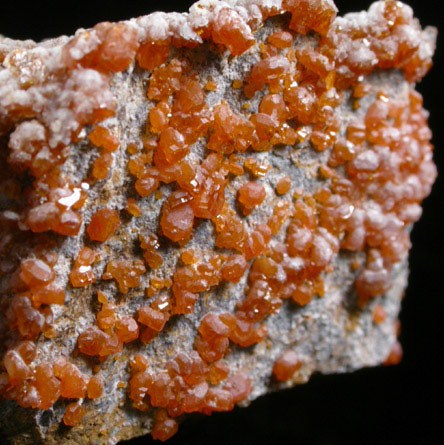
[{"left": 0, "top": 0, "right": 436, "bottom": 442}]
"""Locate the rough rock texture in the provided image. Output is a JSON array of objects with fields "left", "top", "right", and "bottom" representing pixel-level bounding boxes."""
[{"left": 0, "top": 1, "right": 437, "bottom": 444}]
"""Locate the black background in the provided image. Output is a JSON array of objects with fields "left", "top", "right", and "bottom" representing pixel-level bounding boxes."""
[{"left": 0, "top": 1, "right": 442, "bottom": 444}]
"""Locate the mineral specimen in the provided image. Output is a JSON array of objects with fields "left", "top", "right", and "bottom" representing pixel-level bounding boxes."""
[{"left": 0, "top": 0, "right": 437, "bottom": 443}]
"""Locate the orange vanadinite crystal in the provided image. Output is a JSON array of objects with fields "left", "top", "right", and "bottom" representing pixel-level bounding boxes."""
[
  {"left": 128, "top": 347, "right": 252, "bottom": 422},
  {"left": 63, "top": 402, "right": 87, "bottom": 427},
  {"left": 26, "top": 203, "right": 59, "bottom": 234},
  {"left": 127, "top": 143, "right": 139, "bottom": 155},
  {"left": 102, "top": 259, "right": 146, "bottom": 294},
  {"left": 116, "top": 317, "right": 139, "bottom": 343},
  {"left": 92, "top": 153, "right": 113, "bottom": 180},
  {"left": 207, "top": 103, "right": 254, "bottom": 154},
  {"left": 244, "top": 158, "right": 271, "bottom": 177},
  {"left": 3, "top": 350, "right": 32, "bottom": 386},
  {"left": 14, "top": 341, "right": 37, "bottom": 364},
  {"left": 64, "top": 22, "right": 139, "bottom": 73},
  {"left": 87, "top": 375, "right": 104, "bottom": 399},
  {"left": 135, "top": 176, "right": 159, "bottom": 198},
  {"left": 353, "top": 82, "right": 372, "bottom": 99},
  {"left": 383, "top": 341, "right": 403, "bottom": 366},
  {"left": 151, "top": 410, "right": 179, "bottom": 442},
  {"left": 244, "top": 56, "right": 290, "bottom": 98},
  {"left": 0, "top": 0, "right": 436, "bottom": 438},
  {"left": 205, "top": 80, "right": 218, "bottom": 91},
  {"left": 20, "top": 259, "right": 55, "bottom": 288},
  {"left": 53, "top": 357, "right": 87, "bottom": 399},
  {"left": 181, "top": 250, "right": 197, "bottom": 265},
  {"left": 224, "top": 372, "right": 252, "bottom": 403},
  {"left": 232, "top": 79, "right": 243, "bottom": 89},
  {"left": 77, "top": 326, "right": 123, "bottom": 358},
  {"left": 373, "top": 304, "right": 387, "bottom": 324},
  {"left": 89, "top": 127, "right": 120, "bottom": 152},
  {"left": 70, "top": 247, "right": 96, "bottom": 288},
  {"left": 87, "top": 209, "right": 120, "bottom": 242},
  {"left": 174, "top": 77, "right": 206, "bottom": 113},
  {"left": 34, "top": 364, "right": 62, "bottom": 409},
  {"left": 276, "top": 176, "right": 292, "bottom": 195},
  {"left": 126, "top": 198, "right": 142, "bottom": 217},
  {"left": 130, "top": 354, "right": 149, "bottom": 373},
  {"left": 172, "top": 287, "right": 198, "bottom": 315},
  {"left": 212, "top": 8, "right": 255, "bottom": 56},
  {"left": 69, "top": 266, "right": 96, "bottom": 288},
  {"left": 137, "top": 41, "right": 170, "bottom": 71},
  {"left": 128, "top": 153, "right": 150, "bottom": 178},
  {"left": 268, "top": 31, "right": 293, "bottom": 49},
  {"left": 155, "top": 129, "right": 187, "bottom": 166},
  {"left": 209, "top": 361, "right": 230, "bottom": 385},
  {"left": 149, "top": 102, "right": 170, "bottom": 134},
  {"left": 54, "top": 358, "right": 87, "bottom": 399},
  {"left": 238, "top": 182, "right": 266, "bottom": 215},
  {"left": 26, "top": 202, "right": 82, "bottom": 237},
  {"left": 221, "top": 255, "right": 248, "bottom": 283},
  {"left": 140, "top": 236, "right": 163, "bottom": 270},
  {"left": 96, "top": 302, "right": 116, "bottom": 330},
  {"left": 259, "top": 94, "right": 288, "bottom": 122},
  {"left": 272, "top": 351, "right": 302, "bottom": 382},
  {"left": 285, "top": 0, "right": 337, "bottom": 36},
  {"left": 138, "top": 307, "right": 168, "bottom": 332},
  {"left": 160, "top": 191, "right": 194, "bottom": 242},
  {"left": 76, "top": 247, "right": 96, "bottom": 266}
]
